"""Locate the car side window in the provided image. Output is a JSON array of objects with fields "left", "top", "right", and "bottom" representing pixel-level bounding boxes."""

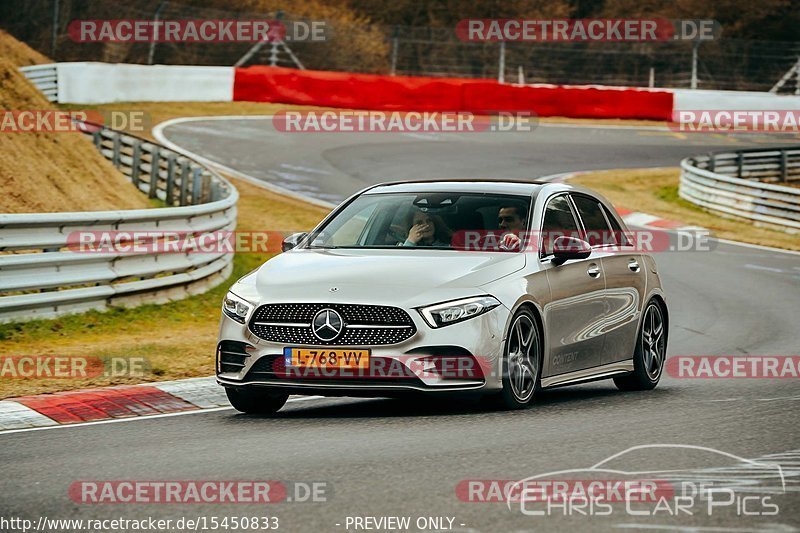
[
  {"left": 540, "top": 195, "right": 580, "bottom": 257},
  {"left": 572, "top": 194, "right": 614, "bottom": 247},
  {"left": 601, "top": 204, "right": 631, "bottom": 246}
]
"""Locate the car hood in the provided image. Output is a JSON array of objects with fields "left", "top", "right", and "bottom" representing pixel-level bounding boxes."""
[{"left": 239, "top": 248, "right": 525, "bottom": 307}]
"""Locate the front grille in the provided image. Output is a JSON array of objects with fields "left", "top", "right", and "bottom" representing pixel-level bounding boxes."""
[{"left": 248, "top": 303, "right": 416, "bottom": 346}]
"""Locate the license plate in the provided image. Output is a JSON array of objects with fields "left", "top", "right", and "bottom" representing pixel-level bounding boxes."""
[{"left": 284, "top": 348, "right": 370, "bottom": 370}]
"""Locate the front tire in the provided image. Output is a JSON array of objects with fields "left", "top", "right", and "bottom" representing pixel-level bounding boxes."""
[
  {"left": 614, "top": 299, "right": 666, "bottom": 391},
  {"left": 225, "top": 387, "right": 289, "bottom": 414},
  {"left": 491, "top": 308, "right": 542, "bottom": 410}
]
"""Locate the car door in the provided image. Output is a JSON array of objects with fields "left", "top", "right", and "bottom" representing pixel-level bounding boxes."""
[
  {"left": 571, "top": 193, "right": 646, "bottom": 365},
  {"left": 539, "top": 194, "right": 607, "bottom": 376}
]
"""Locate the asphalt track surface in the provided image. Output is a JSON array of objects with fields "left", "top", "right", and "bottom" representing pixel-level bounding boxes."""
[{"left": 2, "top": 120, "right": 799, "bottom": 532}]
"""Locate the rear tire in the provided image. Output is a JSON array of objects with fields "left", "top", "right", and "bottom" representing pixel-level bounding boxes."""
[
  {"left": 225, "top": 387, "right": 289, "bottom": 414},
  {"left": 614, "top": 299, "right": 667, "bottom": 391},
  {"left": 490, "top": 308, "right": 542, "bottom": 410}
]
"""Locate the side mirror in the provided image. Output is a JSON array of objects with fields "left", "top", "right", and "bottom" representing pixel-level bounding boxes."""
[
  {"left": 281, "top": 232, "right": 308, "bottom": 252},
  {"left": 552, "top": 235, "right": 591, "bottom": 266}
]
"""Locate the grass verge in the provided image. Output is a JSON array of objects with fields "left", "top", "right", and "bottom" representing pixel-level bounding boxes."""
[{"left": 571, "top": 167, "right": 800, "bottom": 251}]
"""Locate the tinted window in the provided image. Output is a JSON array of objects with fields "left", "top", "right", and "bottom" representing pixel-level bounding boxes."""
[
  {"left": 540, "top": 195, "right": 580, "bottom": 256},
  {"left": 601, "top": 204, "right": 630, "bottom": 246},
  {"left": 572, "top": 195, "right": 613, "bottom": 247}
]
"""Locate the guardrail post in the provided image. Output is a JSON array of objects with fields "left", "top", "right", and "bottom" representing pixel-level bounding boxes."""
[
  {"left": 92, "top": 130, "right": 102, "bottom": 148},
  {"left": 707, "top": 152, "right": 715, "bottom": 172},
  {"left": 179, "top": 161, "right": 190, "bottom": 206},
  {"left": 148, "top": 147, "right": 160, "bottom": 199},
  {"left": 780, "top": 150, "right": 788, "bottom": 182},
  {"left": 191, "top": 168, "right": 202, "bottom": 205},
  {"left": 131, "top": 141, "right": 142, "bottom": 186},
  {"left": 112, "top": 135, "right": 121, "bottom": 168},
  {"left": 737, "top": 152, "right": 744, "bottom": 178},
  {"left": 203, "top": 173, "right": 211, "bottom": 203},
  {"left": 390, "top": 26, "right": 399, "bottom": 76},
  {"left": 165, "top": 154, "right": 176, "bottom": 205}
]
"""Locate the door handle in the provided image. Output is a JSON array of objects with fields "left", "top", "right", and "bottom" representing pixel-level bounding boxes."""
[
  {"left": 628, "top": 259, "right": 641, "bottom": 272},
  {"left": 587, "top": 263, "right": 601, "bottom": 278}
]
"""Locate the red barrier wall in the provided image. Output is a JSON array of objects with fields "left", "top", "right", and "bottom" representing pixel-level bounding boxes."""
[{"left": 234, "top": 66, "right": 674, "bottom": 121}]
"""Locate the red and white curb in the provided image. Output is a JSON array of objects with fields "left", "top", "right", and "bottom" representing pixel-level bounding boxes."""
[
  {"left": 0, "top": 377, "right": 229, "bottom": 431},
  {"left": 616, "top": 208, "right": 705, "bottom": 232}
]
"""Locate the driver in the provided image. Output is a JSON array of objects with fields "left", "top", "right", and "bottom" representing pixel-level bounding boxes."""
[
  {"left": 401, "top": 210, "right": 449, "bottom": 247},
  {"left": 497, "top": 204, "right": 528, "bottom": 250}
]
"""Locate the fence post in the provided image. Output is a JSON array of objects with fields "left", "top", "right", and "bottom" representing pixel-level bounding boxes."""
[
  {"left": 165, "top": 154, "right": 176, "bottom": 205},
  {"left": 498, "top": 41, "right": 506, "bottom": 84},
  {"left": 112, "top": 135, "right": 121, "bottom": 168},
  {"left": 268, "top": 11, "right": 285, "bottom": 67},
  {"left": 649, "top": 67, "right": 655, "bottom": 88},
  {"left": 149, "top": 147, "right": 160, "bottom": 199},
  {"left": 191, "top": 168, "right": 202, "bottom": 204},
  {"left": 708, "top": 152, "right": 715, "bottom": 172},
  {"left": 796, "top": 58, "right": 800, "bottom": 95},
  {"left": 147, "top": 1, "right": 168, "bottom": 65},
  {"left": 51, "top": 0, "right": 60, "bottom": 59},
  {"left": 390, "top": 27, "right": 399, "bottom": 76},
  {"left": 131, "top": 140, "right": 142, "bottom": 186},
  {"left": 690, "top": 41, "right": 699, "bottom": 89},
  {"left": 179, "top": 161, "right": 190, "bottom": 205},
  {"left": 780, "top": 150, "right": 788, "bottom": 182},
  {"left": 737, "top": 152, "right": 744, "bottom": 178}
]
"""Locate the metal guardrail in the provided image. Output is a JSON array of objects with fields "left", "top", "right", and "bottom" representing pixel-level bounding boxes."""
[
  {"left": 0, "top": 124, "right": 239, "bottom": 323},
  {"left": 19, "top": 64, "right": 58, "bottom": 102},
  {"left": 679, "top": 147, "right": 800, "bottom": 232}
]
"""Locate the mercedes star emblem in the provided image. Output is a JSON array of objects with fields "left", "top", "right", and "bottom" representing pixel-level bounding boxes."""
[{"left": 311, "top": 308, "right": 344, "bottom": 341}]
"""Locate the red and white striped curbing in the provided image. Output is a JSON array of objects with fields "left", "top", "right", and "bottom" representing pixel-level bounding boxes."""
[
  {"left": 616, "top": 208, "right": 704, "bottom": 231},
  {"left": 0, "top": 377, "right": 229, "bottom": 431}
]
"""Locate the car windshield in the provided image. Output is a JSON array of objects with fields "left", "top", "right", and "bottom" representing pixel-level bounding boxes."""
[{"left": 306, "top": 192, "right": 530, "bottom": 251}]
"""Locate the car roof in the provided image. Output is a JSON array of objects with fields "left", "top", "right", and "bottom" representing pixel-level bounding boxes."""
[{"left": 363, "top": 179, "right": 547, "bottom": 196}]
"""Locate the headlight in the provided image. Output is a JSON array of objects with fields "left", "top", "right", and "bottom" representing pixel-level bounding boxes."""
[
  {"left": 222, "top": 291, "right": 254, "bottom": 323},
  {"left": 418, "top": 296, "right": 500, "bottom": 328}
]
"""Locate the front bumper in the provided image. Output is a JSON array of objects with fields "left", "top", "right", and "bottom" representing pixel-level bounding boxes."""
[{"left": 216, "top": 303, "right": 509, "bottom": 395}]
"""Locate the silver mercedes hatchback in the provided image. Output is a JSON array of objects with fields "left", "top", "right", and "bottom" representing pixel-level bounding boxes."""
[{"left": 217, "top": 181, "right": 668, "bottom": 413}]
